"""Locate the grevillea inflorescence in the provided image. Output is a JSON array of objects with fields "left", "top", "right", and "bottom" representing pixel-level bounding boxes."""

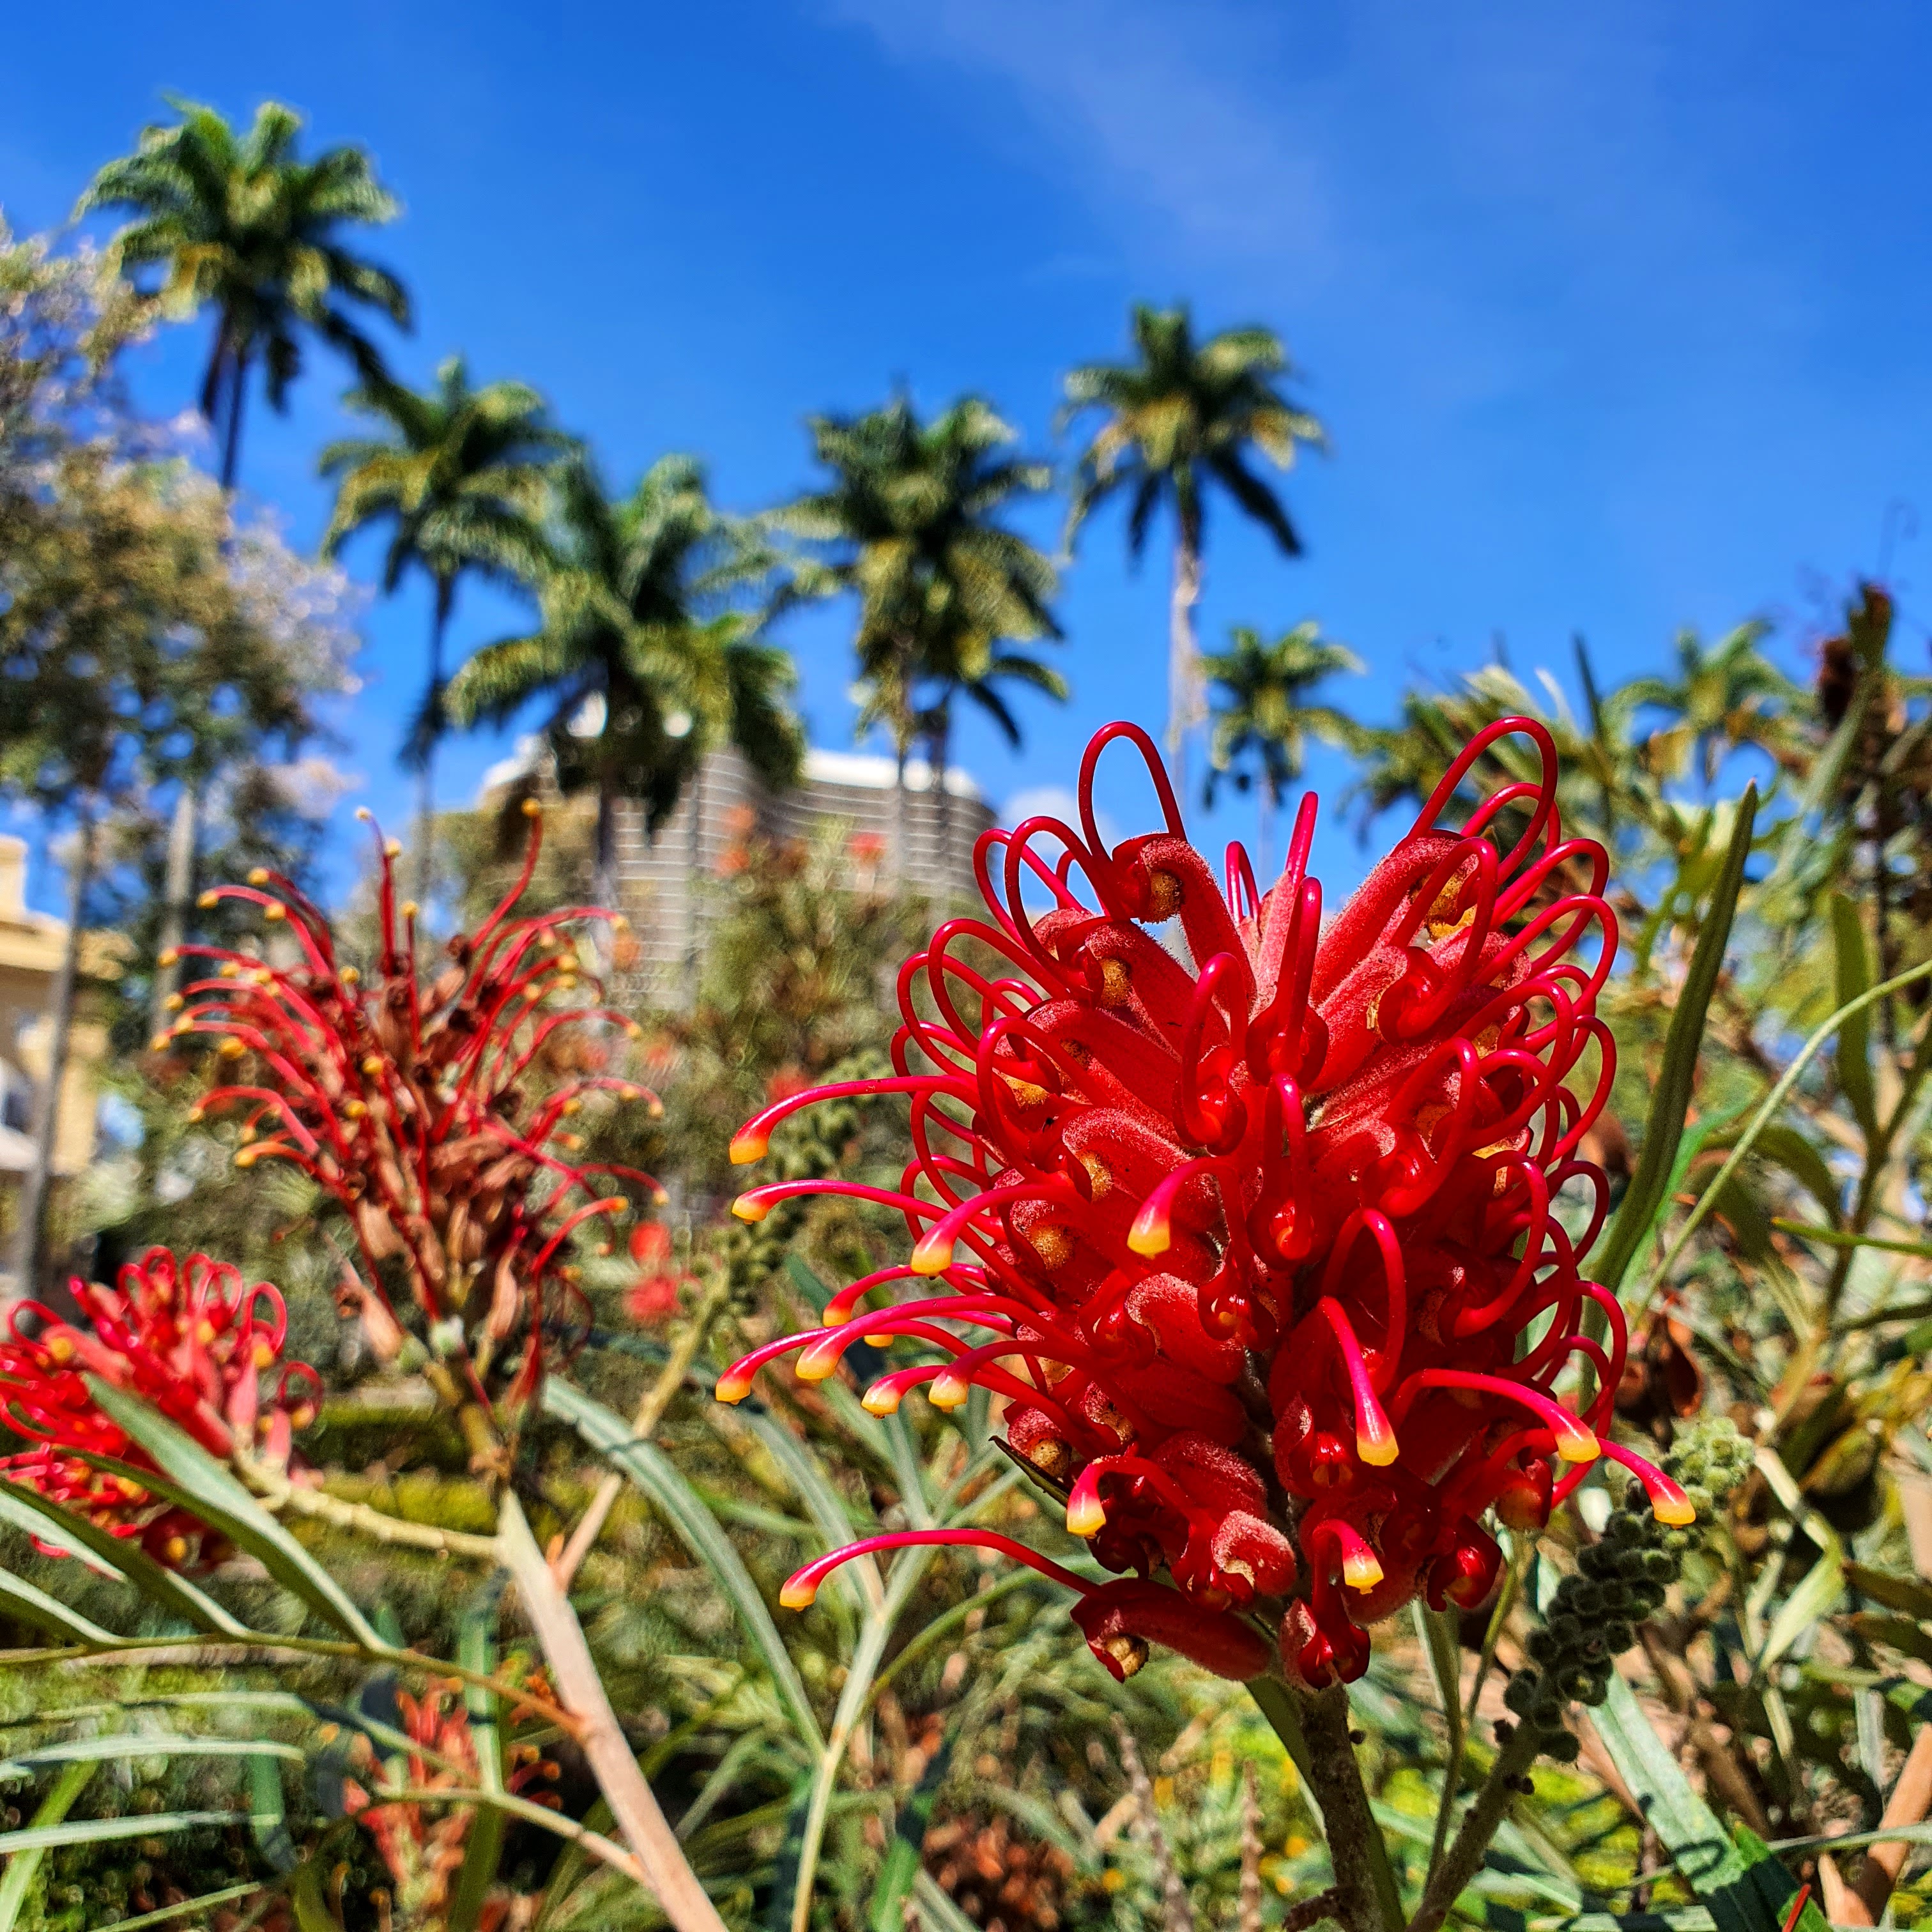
[
  {"left": 0, "top": 1245, "right": 319, "bottom": 1566},
  {"left": 721, "top": 718, "right": 1692, "bottom": 1687},
  {"left": 156, "top": 805, "right": 663, "bottom": 1426}
]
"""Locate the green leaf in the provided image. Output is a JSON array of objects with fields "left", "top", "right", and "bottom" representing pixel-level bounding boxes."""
[
  {"left": 448, "top": 1581, "right": 507, "bottom": 1932},
  {"left": 0, "top": 1736, "right": 304, "bottom": 1778},
  {"left": 82, "top": 1376, "right": 383, "bottom": 1647},
  {"left": 0, "top": 1475, "right": 245, "bottom": 1637},
  {"left": 1594, "top": 784, "right": 1758, "bottom": 1290},
  {"left": 1846, "top": 1562, "right": 1932, "bottom": 1621},
  {"left": 542, "top": 1377, "right": 825, "bottom": 1751},
  {"left": 1592, "top": 1671, "right": 1818, "bottom": 1932},
  {"left": 292, "top": 1860, "right": 342, "bottom": 1932},
  {"left": 1756, "top": 1547, "right": 1843, "bottom": 1676},
  {"left": 913, "top": 1869, "right": 987, "bottom": 1932},
  {"left": 1848, "top": 1611, "right": 1932, "bottom": 1669},
  {"left": 97, "top": 1882, "right": 272, "bottom": 1932},
  {"left": 0, "top": 1810, "right": 234, "bottom": 1855},
  {"left": 872, "top": 1736, "right": 951, "bottom": 1932},
  {"left": 249, "top": 1752, "right": 298, "bottom": 1874},
  {"left": 1830, "top": 894, "right": 1878, "bottom": 1135},
  {"left": 0, "top": 1569, "right": 118, "bottom": 1645},
  {"left": 0, "top": 1761, "right": 93, "bottom": 1932}
]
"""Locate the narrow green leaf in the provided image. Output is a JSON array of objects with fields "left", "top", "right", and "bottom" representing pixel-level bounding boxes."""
[
  {"left": 250, "top": 1753, "right": 298, "bottom": 1874},
  {"left": 913, "top": 1869, "right": 987, "bottom": 1932},
  {"left": 0, "top": 1736, "right": 303, "bottom": 1778},
  {"left": 292, "top": 1860, "right": 341, "bottom": 1932},
  {"left": 1593, "top": 1671, "right": 1811, "bottom": 1932},
  {"left": 1241, "top": 1675, "right": 1314, "bottom": 1786},
  {"left": 542, "top": 1377, "right": 825, "bottom": 1752},
  {"left": 1594, "top": 784, "right": 1757, "bottom": 1291},
  {"left": 0, "top": 1760, "right": 93, "bottom": 1932},
  {"left": 1848, "top": 1611, "right": 1932, "bottom": 1669},
  {"left": 0, "top": 1475, "right": 244, "bottom": 1637},
  {"left": 0, "top": 1569, "right": 118, "bottom": 1645},
  {"left": 83, "top": 1377, "right": 384, "bottom": 1647},
  {"left": 1830, "top": 894, "right": 1878, "bottom": 1135},
  {"left": 872, "top": 1737, "right": 951, "bottom": 1932},
  {"left": 1756, "top": 1549, "right": 1843, "bottom": 1676},
  {"left": 95, "top": 1881, "right": 271, "bottom": 1932},
  {"left": 1846, "top": 1561, "right": 1932, "bottom": 1622},
  {"left": 763, "top": 1779, "right": 813, "bottom": 1932},
  {"left": 0, "top": 1811, "right": 233, "bottom": 1855},
  {"left": 448, "top": 1581, "right": 507, "bottom": 1932}
]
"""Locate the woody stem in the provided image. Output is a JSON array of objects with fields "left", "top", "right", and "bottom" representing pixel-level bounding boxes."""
[{"left": 1296, "top": 1681, "right": 1398, "bottom": 1932}]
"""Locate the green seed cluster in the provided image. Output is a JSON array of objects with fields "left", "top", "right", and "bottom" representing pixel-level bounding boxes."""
[{"left": 1505, "top": 1419, "right": 1752, "bottom": 1761}]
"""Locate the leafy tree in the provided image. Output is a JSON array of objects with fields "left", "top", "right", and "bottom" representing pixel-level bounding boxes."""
[
  {"left": 1062, "top": 304, "right": 1324, "bottom": 783},
  {"left": 776, "top": 394, "right": 1062, "bottom": 863},
  {"left": 0, "top": 455, "right": 323, "bottom": 1289},
  {"left": 1201, "top": 620, "right": 1362, "bottom": 871},
  {"left": 319, "top": 356, "right": 568, "bottom": 896},
  {"left": 77, "top": 97, "right": 407, "bottom": 1015},
  {"left": 443, "top": 454, "right": 803, "bottom": 908}
]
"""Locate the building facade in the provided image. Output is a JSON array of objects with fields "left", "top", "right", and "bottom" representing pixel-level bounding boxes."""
[{"left": 604, "top": 745, "right": 997, "bottom": 1002}]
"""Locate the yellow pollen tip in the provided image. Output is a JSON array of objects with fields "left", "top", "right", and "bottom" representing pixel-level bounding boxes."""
[
  {"left": 652, "top": 1188, "right": 670, "bottom": 1207},
  {"left": 611, "top": 914, "right": 629, "bottom": 931},
  {"left": 252, "top": 1341, "right": 274, "bottom": 1368},
  {"left": 521, "top": 798, "right": 542, "bottom": 817},
  {"left": 340, "top": 966, "right": 360, "bottom": 985},
  {"left": 625, "top": 1020, "right": 643, "bottom": 1039},
  {"left": 344, "top": 1100, "right": 367, "bottom": 1119},
  {"left": 385, "top": 839, "right": 402, "bottom": 858},
  {"left": 1356, "top": 1423, "right": 1400, "bottom": 1468},
  {"left": 355, "top": 807, "right": 373, "bottom": 821},
  {"left": 186, "top": 1105, "right": 204, "bottom": 1123},
  {"left": 713, "top": 1374, "right": 753, "bottom": 1405},
  {"left": 732, "top": 1194, "right": 770, "bottom": 1223},
  {"left": 778, "top": 1579, "right": 818, "bottom": 1610},
  {"left": 196, "top": 891, "right": 218, "bottom": 909},
  {"left": 910, "top": 1233, "right": 954, "bottom": 1276},
  {"left": 148, "top": 1033, "right": 171, "bottom": 1052},
  {"left": 1066, "top": 1493, "right": 1108, "bottom": 1539},
  {"left": 794, "top": 1350, "right": 839, "bottom": 1383},
  {"left": 234, "top": 1149, "right": 257, "bottom": 1169},
  {"left": 928, "top": 1373, "right": 969, "bottom": 1410},
  {"left": 218, "top": 1037, "right": 246, "bottom": 1057},
  {"left": 1342, "top": 1549, "right": 1385, "bottom": 1591},
  {"left": 164, "top": 1536, "right": 189, "bottom": 1563},
  {"left": 1556, "top": 1424, "right": 1600, "bottom": 1465},
  {"left": 729, "top": 1131, "right": 769, "bottom": 1165},
  {"left": 360, "top": 1056, "right": 383, "bottom": 1077},
  {"left": 157, "top": 947, "right": 180, "bottom": 967},
  {"left": 648, "top": 1099, "right": 664, "bottom": 1119},
  {"left": 247, "top": 868, "right": 270, "bottom": 885},
  {"left": 400, "top": 900, "right": 418, "bottom": 919},
  {"left": 861, "top": 1383, "right": 902, "bottom": 1415},
  {"left": 264, "top": 902, "right": 286, "bottom": 921},
  {"left": 1652, "top": 1492, "right": 1697, "bottom": 1526},
  {"left": 164, "top": 993, "right": 183, "bottom": 1012},
  {"left": 1126, "top": 1209, "right": 1172, "bottom": 1258},
  {"left": 45, "top": 1335, "right": 73, "bottom": 1365}
]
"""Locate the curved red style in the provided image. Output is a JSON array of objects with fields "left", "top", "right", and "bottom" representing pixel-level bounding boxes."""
[
  {"left": 723, "top": 719, "right": 1684, "bottom": 1685},
  {"left": 0, "top": 1245, "right": 320, "bottom": 1566}
]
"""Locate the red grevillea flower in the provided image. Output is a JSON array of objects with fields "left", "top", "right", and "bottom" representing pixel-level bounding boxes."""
[
  {"left": 721, "top": 719, "right": 1694, "bottom": 1687},
  {"left": 0, "top": 1246, "right": 319, "bottom": 1567},
  {"left": 624, "top": 1222, "right": 694, "bottom": 1326},
  {"left": 155, "top": 804, "right": 663, "bottom": 1418}
]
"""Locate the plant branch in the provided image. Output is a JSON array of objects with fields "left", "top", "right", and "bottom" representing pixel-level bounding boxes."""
[
  {"left": 240, "top": 1456, "right": 501, "bottom": 1562},
  {"left": 1295, "top": 1682, "right": 1397, "bottom": 1932},
  {"left": 497, "top": 1489, "right": 728, "bottom": 1932},
  {"left": 1408, "top": 1720, "right": 1542, "bottom": 1932}
]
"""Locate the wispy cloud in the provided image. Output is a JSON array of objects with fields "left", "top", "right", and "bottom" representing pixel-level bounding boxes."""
[{"left": 823, "top": 0, "right": 1336, "bottom": 273}]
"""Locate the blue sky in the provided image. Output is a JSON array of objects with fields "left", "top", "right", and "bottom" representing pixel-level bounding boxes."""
[{"left": 6, "top": 0, "right": 1932, "bottom": 908}]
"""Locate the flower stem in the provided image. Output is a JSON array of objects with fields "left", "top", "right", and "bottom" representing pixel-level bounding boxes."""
[
  {"left": 1409, "top": 1720, "right": 1541, "bottom": 1932},
  {"left": 1296, "top": 1681, "right": 1400, "bottom": 1932}
]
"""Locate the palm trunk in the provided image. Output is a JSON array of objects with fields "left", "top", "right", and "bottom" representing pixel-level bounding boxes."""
[
  {"left": 893, "top": 742, "right": 911, "bottom": 896},
  {"left": 415, "top": 576, "right": 454, "bottom": 907},
  {"left": 155, "top": 349, "right": 247, "bottom": 1027},
  {"left": 1257, "top": 783, "right": 1275, "bottom": 887},
  {"left": 594, "top": 772, "right": 619, "bottom": 917},
  {"left": 16, "top": 812, "right": 95, "bottom": 1296},
  {"left": 1169, "top": 526, "right": 1203, "bottom": 795},
  {"left": 930, "top": 708, "right": 953, "bottom": 893}
]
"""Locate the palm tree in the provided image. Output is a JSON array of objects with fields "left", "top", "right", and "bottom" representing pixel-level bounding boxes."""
[
  {"left": 77, "top": 97, "right": 408, "bottom": 1020},
  {"left": 775, "top": 394, "right": 1061, "bottom": 871},
  {"left": 1062, "top": 304, "right": 1324, "bottom": 786},
  {"left": 442, "top": 454, "right": 804, "bottom": 913},
  {"left": 1623, "top": 622, "right": 1802, "bottom": 792},
  {"left": 319, "top": 358, "right": 569, "bottom": 898},
  {"left": 1201, "top": 621, "right": 1362, "bottom": 875},
  {"left": 77, "top": 97, "right": 408, "bottom": 494}
]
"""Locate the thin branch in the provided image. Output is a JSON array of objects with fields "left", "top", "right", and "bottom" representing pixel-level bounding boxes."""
[
  {"left": 1239, "top": 1761, "right": 1263, "bottom": 1932},
  {"left": 1408, "top": 1721, "right": 1541, "bottom": 1932},
  {"left": 1280, "top": 1889, "right": 1342, "bottom": 1932},
  {"left": 240, "top": 1456, "right": 501, "bottom": 1562},
  {"left": 1294, "top": 1683, "right": 1397, "bottom": 1932},
  {"left": 1114, "top": 1718, "right": 1192, "bottom": 1932}
]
